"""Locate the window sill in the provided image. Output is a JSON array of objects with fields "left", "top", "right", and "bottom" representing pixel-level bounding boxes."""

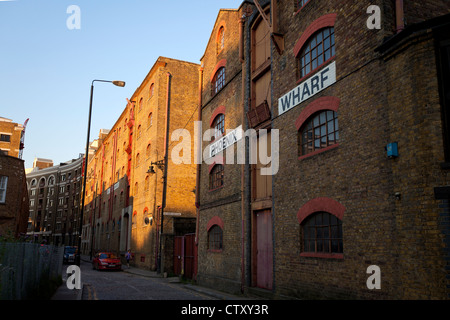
[
  {"left": 298, "top": 143, "right": 339, "bottom": 161},
  {"left": 207, "top": 249, "right": 223, "bottom": 253},
  {"left": 208, "top": 185, "right": 224, "bottom": 193},
  {"left": 300, "top": 252, "right": 343, "bottom": 259}
]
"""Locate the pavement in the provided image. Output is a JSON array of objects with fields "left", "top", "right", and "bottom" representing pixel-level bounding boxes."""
[{"left": 51, "top": 255, "right": 253, "bottom": 300}]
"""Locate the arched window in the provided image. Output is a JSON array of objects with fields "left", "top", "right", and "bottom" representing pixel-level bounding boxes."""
[
  {"left": 299, "top": 110, "right": 338, "bottom": 156},
  {"left": 149, "top": 83, "right": 154, "bottom": 98},
  {"left": 208, "top": 225, "right": 223, "bottom": 250},
  {"left": 135, "top": 153, "right": 141, "bottom": 167},
  {"left": 302, "top": 211, "right": 342, "bottom": 254},
  {"left": 137, "top": 124, "right": 142, "bottom": 139},
  {"left": 147, "top": 112, "right": 153, "bottom": 128},
  {"left": 209, "top": 164, "right": 224, "bottom": 190},
  {"left": 144, "top": 175, "right": 149, "bottom": 192},
  {"left": 139, "top": 97, "right": 143, "bottom": 112},
  {"left": 146, "top": 143, "right": 151, "bottom": 158},
  {"left": 299, "top": 27, "right": 335, "bottom": 78},
  {"left": 217, "top": 26, "right": 225, "bottom": 54},
  {"left": 134, "top": 182, "right": 139, "bottom": 196},
  {"left": 48, "top": 176, "right": 55, "bottom": 186},
  {"left": 212, "top": 113, "right": 225, "bottom": 140},
  {"left": 213, "top": 67, "right": 226, "bottom": 94},
  {"left": 39, "top": 178, "right": 46, "bottom": 187}
]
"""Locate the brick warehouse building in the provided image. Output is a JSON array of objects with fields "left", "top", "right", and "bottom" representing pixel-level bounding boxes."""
[
  {"left": 81, "top": 57, "right": 199, "bottom": 273},
  {"left": 195, "top": 0, "right": 450, "bottom": 299},
  {"left": 0, "top": 152, "right": 28, "bottom": 239}
]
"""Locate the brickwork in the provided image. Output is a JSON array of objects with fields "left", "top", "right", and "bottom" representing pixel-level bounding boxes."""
[
  {"left": 0, "top": 154, "right": 29, "bottom": 238},
  {"left": 271, "top": 0, "right": 450, "bottom": 299},
  {"left": 0, "top": 117, "right": 23, "bottom": 158},
  {"left": 83, "top": 57, "right": 199, "bottom": 273},
  {"left": 26, "top": 157, "right": 83, "bottom": 245},
  {"left": 196, "top": 8, "right": 245, "bottom": 294}
]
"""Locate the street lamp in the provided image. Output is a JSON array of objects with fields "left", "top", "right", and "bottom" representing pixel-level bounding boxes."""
[{"left": 77, "top": 79, "right": 125, "bottom": 266}]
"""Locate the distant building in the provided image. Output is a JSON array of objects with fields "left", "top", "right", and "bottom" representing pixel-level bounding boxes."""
[
  {"left": 26, "top": 156, "right": 83, "bottom": 245},
  {"left": 0, "top": 117, "right": 25, "bottom": 158},
  {"left": 0, "top": 152, "right": 29, "bottom": 239}
]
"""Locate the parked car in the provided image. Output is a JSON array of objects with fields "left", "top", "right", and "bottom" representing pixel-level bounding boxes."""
[
  {"left": 63, "top": 246, "right": 78, "bottom": 264},
  {"left": 92, "top": 252, "right": 122, "bottom": 271}
]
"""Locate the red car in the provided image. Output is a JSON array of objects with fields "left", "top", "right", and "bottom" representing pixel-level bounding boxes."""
[{"left": 92, "top": 252, "right": 122, "bottom": 271}]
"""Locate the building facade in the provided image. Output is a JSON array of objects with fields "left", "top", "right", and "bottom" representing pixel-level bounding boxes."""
[
  {"left": 81, "top": 57, "right": 199, "bottom": 273},
  {"left": 195, "top": 0, "right": 450, "bottom": 299},
  {"left": 0, "top": 152, "right": 29, "bottom": 239},
  {"left": 196, "top": 7, "right": 247, "bottom": 293},
  {"left": 0, "top": 117, "right": 25, "bottom": 158},
  {"left": 26, "top": 156, "right": 83, "bottom": 245}
]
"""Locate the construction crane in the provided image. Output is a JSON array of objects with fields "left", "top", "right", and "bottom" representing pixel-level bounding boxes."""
[{"left": 19, "top": 118, "right": 29, "bottom": 160}]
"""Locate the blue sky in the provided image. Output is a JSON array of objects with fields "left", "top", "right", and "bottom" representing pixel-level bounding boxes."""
[{"left": 0, "top": 0, "right": 243, "bottom": 169}]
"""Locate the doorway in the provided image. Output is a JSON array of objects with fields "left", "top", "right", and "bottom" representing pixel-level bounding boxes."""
[{"left": 253, "top": 209, "right": 273, "bottom": 290}]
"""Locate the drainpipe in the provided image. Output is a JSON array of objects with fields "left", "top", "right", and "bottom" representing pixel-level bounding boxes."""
[
  {"left": 395, "top": 0, "right": 405, "bottom": 33},
  {"left": 240, "top": 15, "right": 246, "bottom": 294},
  {"left": 194, "top": 65, "right": 203, "bottom": 281},
  {"left": 158, "top": 72, "right": 171, "bottom": 274}
]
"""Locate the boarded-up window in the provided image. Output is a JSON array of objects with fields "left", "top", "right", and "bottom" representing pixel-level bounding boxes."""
[
  {"left": 250, "top": 9, "right": 272, "bottom": 127},
  {"left": 252, "top": 131, "right": 272, "bottom": 200}
]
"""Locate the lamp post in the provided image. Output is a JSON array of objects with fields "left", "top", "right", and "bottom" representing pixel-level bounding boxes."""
[{"left": 77, "top": 79, "right": 125, "bottom": 266}]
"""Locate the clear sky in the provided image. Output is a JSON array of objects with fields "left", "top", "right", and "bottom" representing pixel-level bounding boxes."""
[{"left": 0, "top": 0, "right": 243, "bottom": 169}]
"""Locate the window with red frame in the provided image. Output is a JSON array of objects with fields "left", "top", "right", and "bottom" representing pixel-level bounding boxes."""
[
  {"left": 302, "top": 211, "right": 343, "bottom": 254},
  {"left": 209, "top": 164, "right": 224, "bottom": 190},
  {"left": 212, "top": 113, "right": 225, "bottom": 140},
  {"left": 299, "top": 110, "right": 338, "bottom": 156},
  {"left": 208, "top": 225, "right": 223, "bottom": 250},
  {"left": 297, "top": 0, "right": 310, "bottom": 10},
  {"left": 213, "top": 67, "right": 225, "bottom": 94},
  {"left": 299, "top": 27, "right": 335, "bottom": 78}
]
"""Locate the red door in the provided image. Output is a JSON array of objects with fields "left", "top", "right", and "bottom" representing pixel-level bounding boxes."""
[
  {"left": 255, "top": 210, "right": 273, "bottom": 289},
  {"left": 184, "top": 233, "right": 195, "bottom": 279},
  {"left": 173, "top": 236, "right": 184, "bottom": 276}
]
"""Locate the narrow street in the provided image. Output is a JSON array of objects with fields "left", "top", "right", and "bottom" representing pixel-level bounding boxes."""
[{"left": 78, "top": 259, "right": 212, "bottom": 300}]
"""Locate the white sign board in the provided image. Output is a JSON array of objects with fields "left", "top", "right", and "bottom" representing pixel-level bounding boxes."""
[
  {"left": 209, "top": 125, "right": 243, "bottom": 158},
  {"left": 278, "top": 61, "right": 336, "bottom": 116}
]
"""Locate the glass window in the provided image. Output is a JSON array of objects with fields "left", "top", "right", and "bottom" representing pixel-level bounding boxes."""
[
  {"left": 298, "top": 0, "right": 310, "bottom": 9},
  {"left": 213, "top": 67, "right": 226, "bottom": 94},
  {"left": 302, "top": 212, "right": 343, "bottom": 254},
  {"left": 209, "top": 164, "right": 224, "bottom": 190},
  {"left": 0, "top": 176, "right": 8, "bottom": 203},
  {"left": 212, "top": 113, "right": 225, "bottom": 140},
  {"left": 299, "top": 27, "right": 335, "bottom": 78},
  {"left": 299, "top": 110, "right": 338, "bottom": 156},
  {"left": 208, "top": 225, "right": 223, "bottom": 250}
]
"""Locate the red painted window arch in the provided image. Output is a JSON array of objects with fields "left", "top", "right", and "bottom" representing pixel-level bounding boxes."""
[
  {"left": 295, "top": 96, "right": 340, "bottom": 131},
  {"left": 293, "top": 13, "right": 337, "bottom": 57},
  {"left": 207, "top": 216, "right": 224, "bottom": 231},
  {"left": 296, "top": 197, "right": 345, "bottom": 225}
]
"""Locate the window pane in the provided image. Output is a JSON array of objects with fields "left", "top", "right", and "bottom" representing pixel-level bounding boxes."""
[{"left": 328, "top": 120, "right": 334, "bottom": 133}]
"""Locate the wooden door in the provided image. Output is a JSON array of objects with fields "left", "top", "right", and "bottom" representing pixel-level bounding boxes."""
[{"left": 255, "top": 209, "right": 273, "bottom": 290}]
